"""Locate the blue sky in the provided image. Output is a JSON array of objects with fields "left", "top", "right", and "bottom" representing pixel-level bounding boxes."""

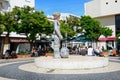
[{"left": 35, "top": 0, "right": 90, "bottom": 16}]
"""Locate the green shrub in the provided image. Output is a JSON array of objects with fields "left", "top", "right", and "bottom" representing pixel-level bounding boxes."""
[
  {"left": 103, "top": 49, "right": 108, "bottom": 52},
  {"left": 48, "top": 49, "right": 53, "bottom": 53},
  {"left": 18, "top": 51, "right": 26, "bottom": 55}
]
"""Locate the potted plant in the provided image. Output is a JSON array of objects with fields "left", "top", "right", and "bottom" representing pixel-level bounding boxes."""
[
  {"left": 45, "top": 49, "right": 54, "bottom": 57},
  {"left": 102, "top": 49, "right": 108, "bottom": 56},
  {"left": 17, "top": 51, "right": 31, "bottom": 58}
]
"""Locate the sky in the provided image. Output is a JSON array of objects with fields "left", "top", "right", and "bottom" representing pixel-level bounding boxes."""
[{"left": 35, "top": 0, "right": 90, "bottom": 16}]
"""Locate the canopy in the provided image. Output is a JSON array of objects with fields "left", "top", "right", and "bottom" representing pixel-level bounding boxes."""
[
  {"left": 98, "top": 35, "right": 115, "bottom": 41},
  {"left": 75, "top": 35, "right": 91, "bottom": 42}
]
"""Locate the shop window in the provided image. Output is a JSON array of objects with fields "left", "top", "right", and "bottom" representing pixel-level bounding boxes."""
[{"left": 106, "top": 41, "right": 114, "bottom": 50}]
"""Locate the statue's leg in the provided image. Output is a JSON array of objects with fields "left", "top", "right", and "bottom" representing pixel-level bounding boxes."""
[
  {"left": 54, "top": 46, "right": 61, "bottom": 58},
  {"left": 53, "top": 35, "right": 61, "bottom": 58}
]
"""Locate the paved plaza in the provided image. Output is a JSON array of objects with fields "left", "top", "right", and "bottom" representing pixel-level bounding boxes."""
[{"left": 0, "top": 56, "right": 120, "bottom": 80}]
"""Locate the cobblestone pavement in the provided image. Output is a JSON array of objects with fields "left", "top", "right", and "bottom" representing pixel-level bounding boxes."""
[{"left": 0, "top": 57, "right": 120, "bottom": 80}]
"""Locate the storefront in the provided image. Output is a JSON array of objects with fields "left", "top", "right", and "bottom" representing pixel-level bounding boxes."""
[
  {"left": 0, "top": 32, "right": 31, "bottom": 55},
  {"left": 98, "top": 36, "right": 116, "bottom": 50},
  {"left": 10, "top": 38, "right": 30, "bottom": 54}
]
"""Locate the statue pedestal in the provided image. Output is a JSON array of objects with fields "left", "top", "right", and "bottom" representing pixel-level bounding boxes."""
[{"left": 34, "top": 55, "right": 109, "bottom": 69}]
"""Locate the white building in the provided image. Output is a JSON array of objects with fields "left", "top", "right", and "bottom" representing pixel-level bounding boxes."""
[
  {"left": 85, "top": 0, "right": 120, "bottom": 50},
  {"left": 0, "top": 0, "right": 35, "bottom": 55},
  {"left": 0, "top": 0, "right": 34, "bottom": 12}
]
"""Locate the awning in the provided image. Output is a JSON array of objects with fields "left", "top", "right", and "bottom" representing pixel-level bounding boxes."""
[
  {"left": 75, "top": 35, "right": 91, "bottom": 42},
  {"left": 98, "top": 35, "right": 106, "bottom": 41},
  {"left": 98, "top": 37, "right": 106, "bottom": 41},
  {"left": 10, "top": 38, "right": 29, "bottom": 43},
  {"left": 98, "top": 36, "right": 115, "bottom": 41},
  {"left": 107, "top": 37, "right": 115, "bottom": 40}
]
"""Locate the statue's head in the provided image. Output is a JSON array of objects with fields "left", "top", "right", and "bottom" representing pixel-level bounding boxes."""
[{"left": 53, "top": 12, "right": 60, "bottom": 20}]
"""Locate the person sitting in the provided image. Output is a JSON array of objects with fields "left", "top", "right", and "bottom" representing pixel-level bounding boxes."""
[
  {"left": 31, "top": 46, "right": 35, "bottom": 57},
  {"left": 4, "top": 50, "right": 11, "bottom": 59},
  {"left": 94, "top": 47, "right": 104, "bottom": 57},
  {"left": 34, "top": 47, "right": 38, "bottom": 57},
  {"left": 110, "top": 48, "right": 117, "bottom": 56},
  {"left": 80, "top": 46, "right": 87, "bottom": 56},
  {"left": 87, "top": 46, "right": 94, "bottom": 56}
]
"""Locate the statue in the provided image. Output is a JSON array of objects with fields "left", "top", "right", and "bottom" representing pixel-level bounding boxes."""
[{"left": 51, "top": 12, "right": 63, "bottom": 58}]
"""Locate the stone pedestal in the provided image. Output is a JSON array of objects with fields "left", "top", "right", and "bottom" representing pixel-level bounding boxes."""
[{"left": 34, "top": 56, "right": 109, "bottom": 69}]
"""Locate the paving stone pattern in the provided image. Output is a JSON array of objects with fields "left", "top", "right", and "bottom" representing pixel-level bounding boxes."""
[{"left": 0, "top": 57, "right": 120, "bottom": 80}]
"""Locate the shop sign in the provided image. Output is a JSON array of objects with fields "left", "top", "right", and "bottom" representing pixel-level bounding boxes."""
[{"left": 10, "top": 38, "right": 29, "bottom": 43}]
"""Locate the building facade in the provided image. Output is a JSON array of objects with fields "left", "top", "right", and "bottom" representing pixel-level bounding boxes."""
[
  {"left": 0, "top": 0, "right": 35, "bottom": 56},
  {"left": 0, "top": 0, "right": 34, "bottom": 12},
  {"left": 85, "top": 0, "right": 120, "bottom": 51}
]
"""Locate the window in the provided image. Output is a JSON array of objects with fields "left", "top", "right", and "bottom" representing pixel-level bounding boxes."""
[
  {"left": 115, "top": 0, "right": 117, "bottom": 3},
  {"left": 25, "top": 0, "right": 30, "bottom": 2},
  {"left": 2, "top": 1, "right": 10, "bottom": 10},
  {"left": 115, "top": 15, "right": 120, "bottom": 35},
  {"left": 106, "top": 2, "right": 108, "bottom": 5}
]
